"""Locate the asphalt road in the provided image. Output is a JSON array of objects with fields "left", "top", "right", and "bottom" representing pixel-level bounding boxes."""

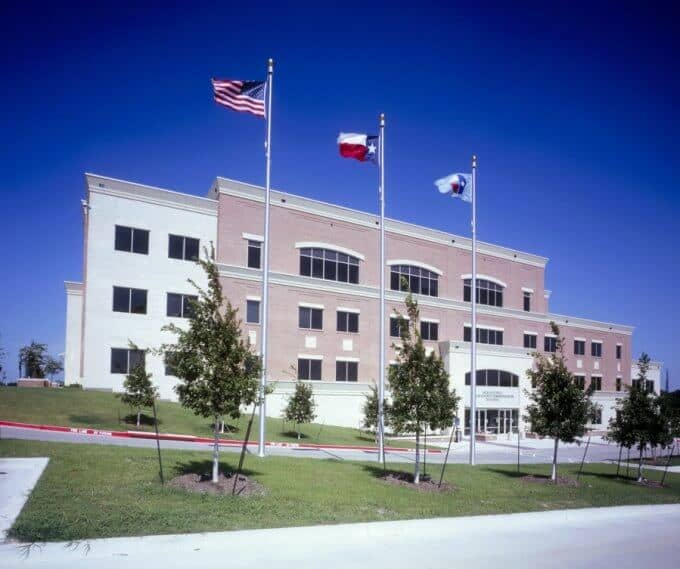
[
  {"left": 2, "top": 505, "right": 678, "bottom": 568},
  {"left": 0, "top": 425, "right": 625, "bottom": 465}
]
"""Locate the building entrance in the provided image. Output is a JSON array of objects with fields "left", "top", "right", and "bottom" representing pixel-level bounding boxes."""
[{"left": 464, "top": 408, "right": 518, "bottom": 435}]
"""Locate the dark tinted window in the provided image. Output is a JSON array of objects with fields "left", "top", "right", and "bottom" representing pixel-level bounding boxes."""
[
  {"left": 524, "top": 334, "right": 537, "bottom": 349},
  {"left": 168, "top": 234, "right": 184, "bottom": 259},
  {"left": 390, "top": 265, "right": 439, "bottom": 297},
  {"left": 591, "top": 377, "right": 602, "bottom": 390},
  {"left": 420, "top": 321, "right": 439, "bottom": 341},
  {"left": 247, "top": 240, "right": 262, "bottom": 269},
  {"left": 336, "top": 361, "right": 358, "bottom": 382},
  {"left": 574, "top": 340, "right": 585, "bottom": 355},
  {"left": 523, "top": 291, "right": 531, "bottom": 312},
  {"left": 465, "top": 369, "right": 518, "bottom": 387},
  {"left": 110, "top": 348, "right": 128, "bottom": 373},
  {"left": 115, "top": 226, "right": 148, "bottom": 255},
  {"left": 298, "top": 358, "right": 322, "bottom": 380},
  {"left": 591, "top": 342, "right": 602, "bottom": 357},
  {"left": 337, "top": 311, "right": 359, "bottom": 333},
  {"left": 616, "top": 377, "right": 622, "bottom": 391},
  {"left": 390, "top": 316, "right": 407, "bottom": 338},
  {"left": 299, "top": 307, "right": 323, "bottom": 330},
  {"left": 130, "top": 289, "right": 147, "bottom": 314},
  {"left": 616, "top": 345, "right": 622, "bottom": 359},
  {"left": 184, "top": 237, "right": 199, "bottom": 261},
  {"left": 544, "top": 336, "right": 557, "bottom": 352},
  {"left": 115, "top": 226, "right": 132, "bottom": 252},
  {"left": 464, "top": 278, "right": 503, "bottom": 307},
  {"left": 132, "top": 229, "right": 149, "bottom": 254},
  {"left": 464, "top": 326, "right": 503, "bottom": 345},
  {"left": 167, "top": 293, "right": 197, "bottom": 318},
  {"left": 182, "top": 295, "right": 196, "bottom": 318},
  {"left": 246, "top": 300, "right": 260, "bottom": 324},
  {"left": 299, "top": 248, "right": 360, "bottom": 284},
  {"left": 113, "top": 286, "right": 130, "bottom": 312}
]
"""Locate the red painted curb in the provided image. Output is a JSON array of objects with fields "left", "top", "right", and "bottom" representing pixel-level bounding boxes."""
[{"left": 0, "top": 420, "right": 442, "bottom": 454}]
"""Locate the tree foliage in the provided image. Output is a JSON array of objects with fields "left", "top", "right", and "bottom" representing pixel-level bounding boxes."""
[
  {"left": 388, "top": 293, "right": 459, "bottom": 483},
  {"left": 283, "top": 380, "right": 317, "bottom": 439},
  {"left": 524, "top": 322, "right": 594, "bottom": 481},
  {"left": 608, "top": 353, "right": 674, "bottom": 481},
  {"left": 362, "top": 384, "right": 391, "bottom": 434},
  {"left": 160, "top": 245, "right": 261, "bottom": 482},
  {"left": 658, "top": 389, "right": 680, "bottom": 439},
  {"left": 18, "top": 341, "right": 48, "bottom": 378},
  {"left": 119, "top": 354, "right": 158, "bottom": 427}
]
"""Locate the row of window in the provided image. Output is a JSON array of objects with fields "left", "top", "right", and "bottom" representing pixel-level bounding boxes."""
[
  {"left": 523, "top": 333, "right": 618, "bottom": 358},
  {"left": 115, "top": 225, "right": 200, "bottom": 261},
  {"left": 297, "top": 358, "right": 359, "bottom": 382},
  {"left": 112, "top": 286, "right": 197, "bottom": 318}
]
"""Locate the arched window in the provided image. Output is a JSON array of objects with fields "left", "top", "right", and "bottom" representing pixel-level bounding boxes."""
[
  {"left": 299, "top": 247, "right": 360, "bottom": 284},
  {"left": 465, "top": 369, "right": 519, "bottom": 387},
  {"left": 463, "top": 278, "right": 504, "bottom": 307},
  {"left": 390, "top": 264, "right": 439, "bottom": 297}
]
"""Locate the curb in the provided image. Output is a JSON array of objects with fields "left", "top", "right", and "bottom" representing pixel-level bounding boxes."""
[{"left": 0, "top": 420, "right": 443, "bottom": 454}]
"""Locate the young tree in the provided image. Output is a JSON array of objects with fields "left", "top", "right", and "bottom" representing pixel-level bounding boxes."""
[
  {"left": 362, "top": 384, "right": 391, "bottom": 436},
  {"left": 161, "top": 245, "right": 261, "bottom": 483},
  {"left": 658, "top": 389, "right": 680, "bottom": 440},
  {"left": 389, "top": 293, "right": 459, "bottom": 483},
  {"left": 44, "top": 356, "right": 64, "bottom": 381},
  {"left": 283, "top": 380, "right": 317, "bottom": 439},
  {"left": 525, "top": 322, "right": 594, "bottom": 482},
  {"left": 609, "top": 354, "right": 673, "bottom": 481},
  {"left": 119, "top": 354, "right": 159, "bottom": 427},
  {"left": 18, "top": 341, "right": 48, "bottom": 378}
]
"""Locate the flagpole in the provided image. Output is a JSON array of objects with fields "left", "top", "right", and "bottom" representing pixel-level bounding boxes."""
[
  {"left": 470, "top": 154, "right": 477, "bottom": 466},
  {"left": 257, "top": 58, "right": 274, "bottom": 458},
  {"left": 378, "top": 113, "right": 386, "bottom": 464}
]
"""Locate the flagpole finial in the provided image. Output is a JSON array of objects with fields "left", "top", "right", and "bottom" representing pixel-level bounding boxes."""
[
  {"left": 472, "top": 154, "right": 477, "bottom": 167},
  {"left": 380, "top": 112, "right": 385, "bottom": 124},
  {"left": 268, "top": 58, "right": 274, "bottom": 69}
]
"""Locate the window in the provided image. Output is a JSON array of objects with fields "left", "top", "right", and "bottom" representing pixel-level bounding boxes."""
[
  {"left": 113, "top": 286, "right": 147, "bottom": 314},
  {"left": 464, "top": 326, "right": 503, "bottom": 345},
  {"left": 592, "top": 407, "right": 602, "bottom": 425},
  {"left": 336, "top": 311, "right": 359, "bottom": 333},
  {"left": 420, "top": 321, "right": 439, "bottom": 341},
  {"left": 591, "top": 376, "right": 602, "bottom": 391},
  {"left": 616, "top": 345, "right": 622, "bottom": 360},
  {"left": 544, "top": 336, "right": 557, "bottom": 353},
  {"left": 299, "top": 248, "right": 359, "bottom": 284},
  {"left": 247, "top": 240, "right": 262, "bottom": 269},
  {"left": 298, "top": 358, "right": 322, "bottom": 380},
  {"left": 168, "top": 234, "right": 200, "bottom": 261},
  {"left": 465, "top": 369, "right": 519, "bottom": 387},
  {"left": 591, "top": 342, "right": 602, "bottom": 358},
  {"left": 523, "top": 291, "right": 531, "bottom": 312},
  {"left": 246, "top": 300, "right": 261, "bottom": 324},
  {"left": 166, "top": 293, "right": 197, "bottom": 318},
  {"left": 646, "top": 381, "right": 654, "bottom": 394},
  {"left": 391, "top": 265, "right": 439, "bottom": 297},
  {"left": 574, "top": 375, "right": 585, "bottom": 390},
  {"left": 110, "top": 348, "right": 145, "bottom": 374},
  {"left": 390, "top": 316, "right": 408, "bottom": 338},
  {"left": 464, "top": 278, "right": 503, "bottom": 307},
  {"left": 336, "top": 360, "right": 358, "bottom": 382},
  {"left": 574, "top": 340, "right": 585, "bottom": 356},
  {"left": 115, "top": 225, "right": 149, "bottom": 255},
  {"left": 299, "top": 306, "right": 323, "bottom": 330},
  {"left": 165, "top": 355, "right": 178, "bottom": 377},
  {"left": 616, "top": 377, "right": 622, "bottom": 391},
  {"left": 523, "top": 333, "right": 537, "bottom": 349}
]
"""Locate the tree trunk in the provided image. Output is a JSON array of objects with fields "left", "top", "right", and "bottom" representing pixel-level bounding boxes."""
[
  {"left": 136, "top": 410, "right": 141, "bottom": 427},
  {"left": 551, "top": 437, "right": 559, "bottom": 482},
  {"left": 414, "top": 426, "right": 421, "bottom": 484},
  {"left": 637, "top": 446, "right": 644, "bottom": 482},
  {"left": 220, "top": 419, "right": 224, "bottom": 434},
  {"left": 297, "top": 424, "right": 301, "bottom": 440},
  {"left": 212, "top": 416, "right": 220, "bottom": 483}
]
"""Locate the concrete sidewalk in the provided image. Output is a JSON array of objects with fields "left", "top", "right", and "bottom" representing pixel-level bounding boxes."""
[
  {"left": 0, "top": 458, "right": 49, "bottom": 541},
  {"left": 1, "top": 505, "right": 678, "bottom": 568}
]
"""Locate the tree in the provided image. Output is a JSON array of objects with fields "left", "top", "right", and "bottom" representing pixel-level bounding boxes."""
[
  {"left": 658, "top": 389, "right": 680, "bottom": 439},
  {"left": 388, "top": 293, "right": 459, "bottom": 483},
  {"left": 609, "top": 354, "right": 674, "bottom": 481},
  {"left": 18, "top": 341, "right": 48, "bottom": 378},
  {"left": 161, "top": 245, "right": 261, "bottom": 483},
  {"left": 44, "top": 356, "right": 63, "bottom": 381},
  {"left": 119, "top": 356, "right": 158, "bottom": 427},
  {"left": 283, "top": 380, "right": 317, "bottom": 439},
  {"left": 362, "top": 384, "right": 391, "bottom": 436},
  {"left": 0, "top": 334, "right": 6, "bottom": 382},
  {"left": 525, "top": 322, "right": 594, "bottom": 482}
]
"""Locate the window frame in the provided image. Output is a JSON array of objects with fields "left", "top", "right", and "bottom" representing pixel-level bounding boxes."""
[
  {"left": 110, "top": 348, "right": 145, "bottom": 374},
  {"left": 616, "top": 344, "right": 622, "bottom": 360},
  {"left": 591, "top": 376, "right": 602, "bottom": 391},
  {"left": 464, "top": 325, "right": 504, "bottom": 346},
  {"left": 523, "top": 333, "right": 537, "bottom": 349},
  {"left": 299, "top": 306, "right": 323, "bottom": 330},
  {"left": 463, "top": 278, "right": 504, "bottom": 307},
  {"left": 420, "top": 320, "right": 439, "bottom": 341},
  {"left": 246, "top": 299, "right": 261, "bottom": 324},
  {"left": 299, "top": 247, "right": 360, "bottom": 284},
  {"left": 168, "top": 234, "right": 200, "bottom": 261},
  {"left": 247, "top": 240, "right": 262, "bottom": 269},
  {"left": 390, "top": 264, "right": 439, "bottom": 297},
  {"left": 335, "top": 360, "right": 358, "bottom": 382},
  {"left": 114, "top": 225, "right": 149, "bottom": 255},
  {"left": 574, "top": 339, "right": 586, "bottom": 356},
  {"left": 523, "top": 291, "right": 531, "bottom": 312},
  {"left": 591, "top": 341, "right": 603, "bottom": 358},
  {"left": 336, "top": 310, "right": 359, "bottom": 333},
  {"left": 544, "top": 336, "right": 557, "bottom": 353},
  {"left": 298, "top": 358, "right": 322, "bottom": 381},
  {"left": 166, "top": 292, "right": 198, "bottom": 319},
  {"left": 113, "top": 286, "right": 148, "bottom": 315}
]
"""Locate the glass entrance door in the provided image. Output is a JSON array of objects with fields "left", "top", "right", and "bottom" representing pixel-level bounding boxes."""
[{"left": 465, "top": 408, "right": 519, "bottom": 435}]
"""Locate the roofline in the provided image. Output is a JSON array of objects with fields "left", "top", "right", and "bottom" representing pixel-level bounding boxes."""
[{"left": 212, "top": 176, "right": 549, "bottom": 268}]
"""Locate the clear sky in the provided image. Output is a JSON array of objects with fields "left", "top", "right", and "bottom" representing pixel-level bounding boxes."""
[{"left": 0, "top": 1, "right": 678, "bottom": 388}]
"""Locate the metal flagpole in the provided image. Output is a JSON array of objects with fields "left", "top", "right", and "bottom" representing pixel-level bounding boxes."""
[
  {"left": 257, "top": 58, "right": 274, "bottom": 458},
  {"left": 378, "top": 112, "right": 386, "bottom": 464},
  {"left": 470, "top": 154, "right": 477, "bottom": 466}
]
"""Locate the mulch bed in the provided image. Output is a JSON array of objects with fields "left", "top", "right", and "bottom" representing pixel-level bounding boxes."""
[
  {"left": 380, "top": 471, "right": 454, "bottom": 493},
  {"left": 168, "top": 472, "right": 266, "bottom": 496},
  {"left": 632, "top": 478, "right": 668, "bottom": 489},
  {"left": 521, "top": 474, "right": 579, "bottom": 487}
]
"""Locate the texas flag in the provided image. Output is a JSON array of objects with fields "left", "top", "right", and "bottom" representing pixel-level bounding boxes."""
[
  {"left": 435, "top": 173, "right": 472, "bottom": 203},
  {"left": 337, "top": 133, "right": 378, "bottom": 163}
]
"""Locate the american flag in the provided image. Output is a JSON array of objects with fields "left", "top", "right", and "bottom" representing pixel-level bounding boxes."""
[{"left": 211, "top": 78, "right": 266, "bottom": 118}]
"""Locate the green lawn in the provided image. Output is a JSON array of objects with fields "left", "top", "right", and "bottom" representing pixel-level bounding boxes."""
[
  {"left": 2, "top": 439, "right": 679, "bottom": 542},
  {"left": 0, "top": 387, "right": 412, "bottom": 448}
]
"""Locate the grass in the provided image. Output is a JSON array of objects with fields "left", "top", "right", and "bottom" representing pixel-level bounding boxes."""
[
  {"left": 0, "top": 386, "right": 413, "bottom": 448},
  {"left": 2, "top": 438, "right": 679, "bottom": 542}
]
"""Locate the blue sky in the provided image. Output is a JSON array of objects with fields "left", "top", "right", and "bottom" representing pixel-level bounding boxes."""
[{"left": 0, "top": 1, "right": 678, "bottom": 388}]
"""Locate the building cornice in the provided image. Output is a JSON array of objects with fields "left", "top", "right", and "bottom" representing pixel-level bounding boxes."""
[
  {"left": 213, "top": 177, "right": 549, "bottom": 268},
  {"left": 85, "top": 173, "right": 218, "bottom": 216},
  {"left": 64, "top": 281, "right": 84, "bottom": 295},
  {"left": 216, "top": 263, "right": 634, "bottom": 335}
]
